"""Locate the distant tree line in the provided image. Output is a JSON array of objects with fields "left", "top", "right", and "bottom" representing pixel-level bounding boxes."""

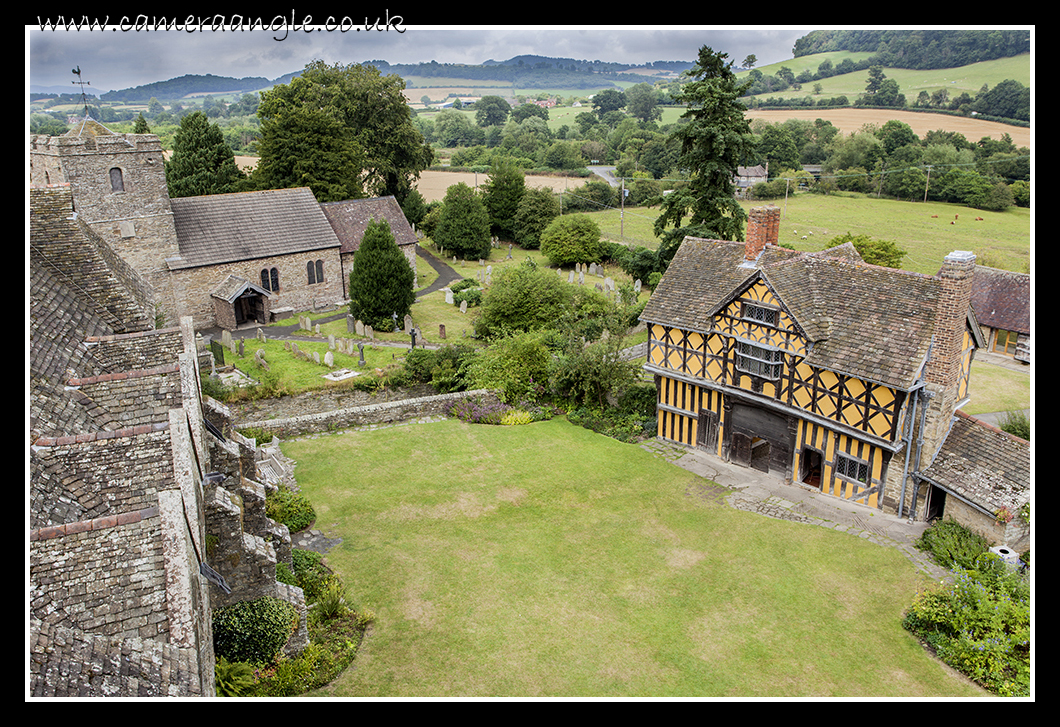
[
  {"left": 791, "top": 29, "right": 1030, "bottom": 69},
  {"left": 100, "top": 73, "right": 270, "bottom": 102}
]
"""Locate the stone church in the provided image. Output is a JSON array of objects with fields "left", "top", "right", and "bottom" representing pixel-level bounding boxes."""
[{"left": 29, "top": 116, "right": 416, "bottom": 331}]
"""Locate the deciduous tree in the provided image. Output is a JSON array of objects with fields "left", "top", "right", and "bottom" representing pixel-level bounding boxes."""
[
  {"left": 256, "top": 60, "right": 433, "bottom": 204},
  {"left": 434, "top": 183, "right": 491, "bottom": 260}
]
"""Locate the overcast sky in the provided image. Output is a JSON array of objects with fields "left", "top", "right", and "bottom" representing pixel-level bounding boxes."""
[{"left": 28, "top": 22, "right": 813, "bottom": 93}]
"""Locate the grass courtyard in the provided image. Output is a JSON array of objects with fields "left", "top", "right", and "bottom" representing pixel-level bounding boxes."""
[{"left": 281, "top": 417, "right": 985, "bottom": 698}]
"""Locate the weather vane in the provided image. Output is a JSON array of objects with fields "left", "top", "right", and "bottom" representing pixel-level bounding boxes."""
[{"left": 71, "top": 66, "right": 92, "bottom": 118}]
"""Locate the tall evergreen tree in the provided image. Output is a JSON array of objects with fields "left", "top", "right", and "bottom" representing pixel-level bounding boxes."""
[
  {"left": 653, "top": 46, "right": 756, "bottom": 270},
  {"left": 348, "top": 219, "right": 415, "bottom": 331},
  {"left": 165, "top": 111, "right": 245, "bottom": 198}
]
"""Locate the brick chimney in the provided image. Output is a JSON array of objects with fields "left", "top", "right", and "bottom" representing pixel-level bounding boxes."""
[
  {"left": 745, "top": 205, "right": 780, "bottom": 262},
  {"left": 924, "top": 250, "right": 977, "bottom": 390}
]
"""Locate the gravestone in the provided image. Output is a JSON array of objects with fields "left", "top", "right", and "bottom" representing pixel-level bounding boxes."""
[
  {"left": 605, "top": 277, "right": 614, "bottom": 291},
  {"left": 255, "top": 348, "right": 269, "bottom": 372},
  {"left": 210, "top": 340, "right": 225, "bottom": 366},
  {"left": 313, "top": 351, "right": 320, "bottom": 364},
  {"left": 328, "top": 334, "right": 336, "bottom": 350},
  {"left": 291, "top": 343, "right": 300, "bottom": 356},
  {"left": 568, "top": 270, "right": 575, "bottom": 284},
  {"left": 355, "top": 319, "right": 365, "bottom": 336},
  {"left": 347, "top": 315, "right": 355, "bottom": 334},
  {"left": 445, "top": 289, "right": 454, "bottom": 305},
  {"left": 404, "top": 314, "right": 414, "bottom": 333},
  {"left": 315, "top": 324, "right": 322, "bottom": 336},
  {"left": 221, "top": 330, "right": 233, "bottom": 351},
  {"left": 439, "top": 324, "right": 446, "bottom": 340},
  {"left": 460, "top": 300, "right": 468, "bottom": 314},
  {"left": 357, "top": 342, "right": 365, "bottom": 367},
  {"left": 365, "top": 325, "right": 374, "bottom": 339},
  {"left": 257, "top": 328, "right": 266, "bottom": 342},
  {"left": 506, "top": 244, "right": 513, "bottom": 260},
  {"left": 634, "top": 279, "right": 642, "bottom": 294},
  {"left": 324, "top": 351, "right": 334, "bottom": 368},
  {"left": 578, "top": 270, "right": 585, "bottom": 285},
  {"left": 237, "top": 338, "right": 244, "bottom": 357}
]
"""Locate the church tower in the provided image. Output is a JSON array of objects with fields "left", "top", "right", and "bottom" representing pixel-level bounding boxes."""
[{"left": 30, "top": 117, "right": 183, "bottom": 325}]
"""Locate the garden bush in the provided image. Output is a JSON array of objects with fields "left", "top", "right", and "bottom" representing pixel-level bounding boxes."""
[
  {"left": 266, "top": 485, "right": 316, "bottom": 532},
  {"left": 214, "top": 656, "right": 256, "bottom": 697},
  {"left": 904, "top": 518, "right": 1030, "bottom": 696},
  {"left": 914, "top": 517, "right": 990, "bottom": 571},
  {"left": 213, "top": 596, "right": 298, "bottom": 665},
  {"left": 903, "top": 568, "right": 1030, "bottom": 696}
]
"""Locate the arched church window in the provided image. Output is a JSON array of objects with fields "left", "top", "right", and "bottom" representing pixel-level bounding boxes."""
[
  {"left": 307, "top": 261, "right": 316, "bottom": 285},
  {"left": 270, "top": 267, "right": 280, "bottom": 292},
  {"left": 109, "top": 167, "right": 125, "bottom": 192}
]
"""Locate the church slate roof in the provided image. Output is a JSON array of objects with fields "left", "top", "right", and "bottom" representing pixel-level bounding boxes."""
[
  {"left": 168, "top": 187, "right": 340, "bottom": 269},
  {"left": 918, "top": 410, "right": 1030, "bottom": 516},
  {"left": 640, "top": 237, "right": 946, "bottom": 390},
  {"left": 319, "top": 195, "right": 417, "bottom": 255},
  {"left": 969, "top": 265, "right": 1030, "bottom": 335}
]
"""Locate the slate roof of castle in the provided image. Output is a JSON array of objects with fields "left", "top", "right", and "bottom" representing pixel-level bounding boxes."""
[
  {"left": 29, "top": 185, "right": 207, "bottom": 697},
  {"left": 319, "top": 195, "right": 417, "bottom": 255},
  {"left": 640, "top": 237, "right": 945, "bottom": 390},
  {"left": 969, "top": 265, "right": 1030, "bottom": 335},
  {"left": 169, "top": 187, "right": 340, "bottom": 269},
  {"left": 919, "top": 410, "right": 1030, "bottom": 516}
]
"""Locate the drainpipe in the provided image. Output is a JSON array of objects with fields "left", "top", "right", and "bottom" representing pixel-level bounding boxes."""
[
  {"left": 908, "top": 388, "right": 933, "bottom": 521},
  {"left": 897, "top": 386, "right": 920, "bottom": 520}
]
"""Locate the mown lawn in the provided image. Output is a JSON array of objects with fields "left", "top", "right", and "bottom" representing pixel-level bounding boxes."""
[{"left": 282, "top": 417, "right": 985, "bottom": 698}]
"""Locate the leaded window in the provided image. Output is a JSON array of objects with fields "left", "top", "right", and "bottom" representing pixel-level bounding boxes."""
[
  {"left": 742, "top": 303, "right": 778, "bottom": 326},
  {"left": 735, "top": 340, "right": 783, "bottom": 379},
  {"left": 835, "top": 453, "right": 869, "bottom": 484}
]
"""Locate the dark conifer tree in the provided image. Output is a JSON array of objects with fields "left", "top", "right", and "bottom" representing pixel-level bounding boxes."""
[{"left": 348, "top": 219, "right": 416, "bottom": 331}]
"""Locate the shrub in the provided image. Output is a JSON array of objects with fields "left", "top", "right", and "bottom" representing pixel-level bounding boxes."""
[
  {"left": 999, "top": 410, "right": 1029, "bottom": 441},
  {"left": 903, "top": 568, "right": 1030, "bottom": 696},
  {"left": 276, "top": 561, "right": 297, "bottom": 587},
  {"left": 266, "top": 485, "right": 316, "bottom": 532},
  {"left": 449, "top": 277, "right": 479, "bottom": 294},
  {"left": 540, "top": 213, "right": 603, "bottom": 267},
  {"left": 292, "top": 548, "right": 334, "bottom": 602},
  {"left": 453, "top": 288, "right": 482, "bottom": 307},
  {"left": 213, "top": 596, "right": 298, "bottom": 665},
  {"left": 314, "top": 581, "right": 352, "bottom": 622},
  {"left": 450, "top": 397, "right": 512, "bottom": 425},
  {"left": 214, "top": 657, "right": 256, "bottom": 697},
  {"left": 915, "top": 518, "right": 990, "bottom": 571},
  {"left": 500, "top": 409, "right": 534, "bottom": 426}
]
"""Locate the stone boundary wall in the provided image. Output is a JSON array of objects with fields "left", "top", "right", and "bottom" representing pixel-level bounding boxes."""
[{"left": 239, "top": 388, "right": 504, "bottom": 438}]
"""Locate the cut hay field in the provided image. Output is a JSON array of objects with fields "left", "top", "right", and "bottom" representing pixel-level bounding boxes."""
[{"left": 744, "top": 108, "right": 1029, "bottom": 148}]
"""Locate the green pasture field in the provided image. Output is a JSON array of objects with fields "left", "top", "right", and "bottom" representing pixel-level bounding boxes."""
[
  {"left": 583, "top": 193, "right": 1032, "bottom": 276},
  {"left": 740, "top": 52, "right": 1032, "bottom": 103},
  {"left": 282, "top": 416, "right": 985, "bottom": 698}
]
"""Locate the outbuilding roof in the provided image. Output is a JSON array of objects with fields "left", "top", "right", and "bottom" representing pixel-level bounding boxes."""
[{"left": 319, "top": 195, "right": 418, "bottom": 255}]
